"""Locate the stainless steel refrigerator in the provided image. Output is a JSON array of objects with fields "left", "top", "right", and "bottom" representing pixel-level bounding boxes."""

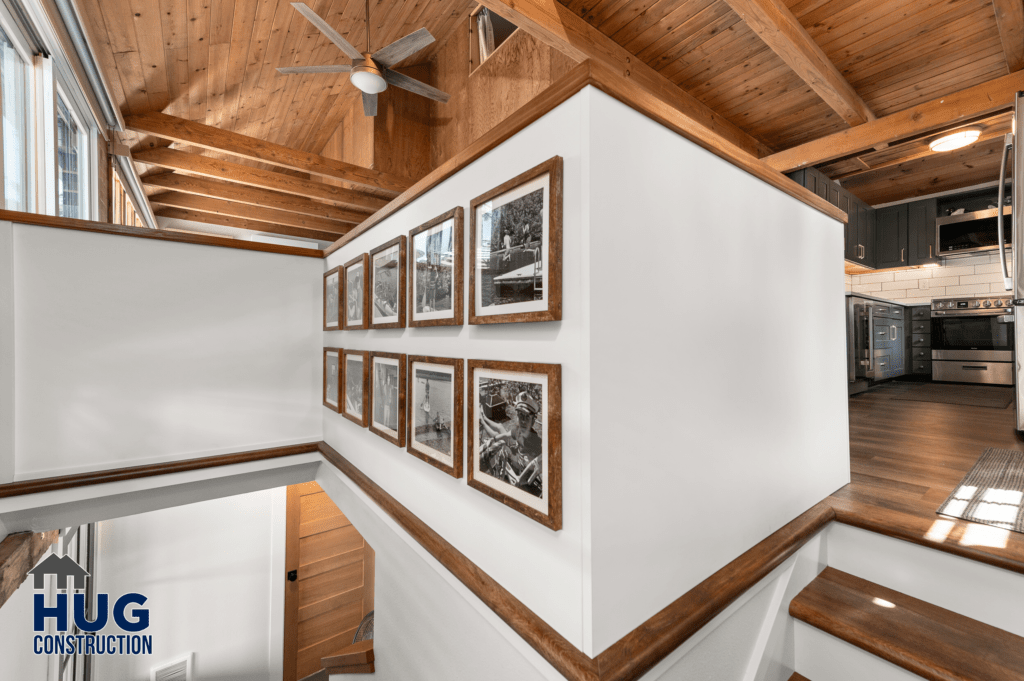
[{"left": 1002, "top": 92, "right": 1024, "bottom": 428}]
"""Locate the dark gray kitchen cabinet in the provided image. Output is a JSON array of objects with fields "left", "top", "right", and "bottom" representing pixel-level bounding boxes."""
[
  {"left": 907, "top": 198, "right": 939, "bottom": 266},
  {"left": 875, "top": 204, "right": 909, "bottom": 269},
  {"left": 789, "top": 167, "right": 874, "bottom": 267}
]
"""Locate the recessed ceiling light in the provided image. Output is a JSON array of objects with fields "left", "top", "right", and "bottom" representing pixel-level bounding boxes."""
[{"left": 929, "top": 128, "right": 982, "bottom": 152}]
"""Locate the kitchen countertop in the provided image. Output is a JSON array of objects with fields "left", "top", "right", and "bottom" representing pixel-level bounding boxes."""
[{"left": 845, "top": 291, "right": 914, "bottom": 306}]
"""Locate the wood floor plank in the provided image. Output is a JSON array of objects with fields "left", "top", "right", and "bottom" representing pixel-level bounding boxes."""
[{"left": 790, "top": 567, "right": 1024, "bottom": 681}]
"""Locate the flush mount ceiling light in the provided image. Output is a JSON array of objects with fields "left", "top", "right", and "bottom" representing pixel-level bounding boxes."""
[{"left": 929, "top": 128, "right": 982, "bottom": 153}]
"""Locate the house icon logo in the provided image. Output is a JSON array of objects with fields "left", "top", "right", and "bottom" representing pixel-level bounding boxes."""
[{"left": 27, "top": 554, "right": 89, "bottom": 591}]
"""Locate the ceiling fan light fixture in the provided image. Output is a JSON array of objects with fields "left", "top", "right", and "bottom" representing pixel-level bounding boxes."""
[
  {"left": 929, "top": 128, "right": 982, "bottom": 153},
  {"left": 351, "top": 56, "right": 387, "bottom": 94}
]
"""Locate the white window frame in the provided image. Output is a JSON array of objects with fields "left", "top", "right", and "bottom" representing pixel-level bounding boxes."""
[
  {"left": 54, "top": 81, "right": 90, "bottom": 220},
  {"left": 0, "top": 3, "right": 36, "bottom": 213}
]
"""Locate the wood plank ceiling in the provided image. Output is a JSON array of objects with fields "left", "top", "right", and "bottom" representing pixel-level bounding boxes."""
[
  {"left": 558, "top": 0, "right": 1019, "bottom": 204},
  {"left": 79, "top": 0, "right": 1023, "bottom": 233}
]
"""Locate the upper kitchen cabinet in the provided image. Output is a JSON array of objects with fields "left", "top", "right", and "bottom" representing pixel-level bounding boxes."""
[
  {"left": 789, "top": 167, "right": 874, "bottom": 267},
  {"left": 875, "top": 204, "right": 909, "bottom": 269},
  {"left": 907, "top": 199, "right": 939, "bottom": 266}
]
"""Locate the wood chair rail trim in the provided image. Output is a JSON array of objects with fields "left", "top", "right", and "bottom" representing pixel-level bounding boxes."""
[
  {"left": 325, "top": 61, "right": 845, "bottom": 257},
  {"left": 0, "top": 209, "right": 325, "bottom": 259},
  {"left": 2, "top": 441, "right": 1023, "bottom": 680},
  {"left": 0, "top": 442, "right": 323, "bottom": 499}
]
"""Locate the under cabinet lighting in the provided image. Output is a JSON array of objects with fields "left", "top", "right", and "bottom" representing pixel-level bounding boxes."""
[
  {"left": 929, "top": 128, "right": 982, "bottom": 152},
  {"left": 923, "top": 263, "right": 939, "bottom": 267}
]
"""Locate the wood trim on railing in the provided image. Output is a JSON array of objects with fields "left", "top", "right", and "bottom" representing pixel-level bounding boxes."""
[
  {"left": 0, "top": 209, "right": 324, "bottom": 258},
  {"left": 0, "top": 530, "right": 58, "bottom": 609},
  {"left": 324, "top": 60, "right": 846, "bottom": 257},
  {"left": 317, "top": 443, "right": 834, "bottom": 681},
  {"left": 0, "top": 442, "right": 323, "bottom": 499},
  {"left": 317, "top": 441, "right": 601, "bottom": 681}
]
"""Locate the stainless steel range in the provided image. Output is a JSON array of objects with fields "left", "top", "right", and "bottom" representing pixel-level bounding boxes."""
[{"left": 931, "top": 296, "right": 1015, "bottom": 384}]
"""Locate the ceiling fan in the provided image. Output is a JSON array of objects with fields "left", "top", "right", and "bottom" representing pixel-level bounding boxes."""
[{"left": 276, "top": 1, "right": 450, "bottom": 117}]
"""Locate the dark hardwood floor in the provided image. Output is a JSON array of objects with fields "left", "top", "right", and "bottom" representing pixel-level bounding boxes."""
[{"left": 833, "top": 380, "right": 1024, "bottom": 573}]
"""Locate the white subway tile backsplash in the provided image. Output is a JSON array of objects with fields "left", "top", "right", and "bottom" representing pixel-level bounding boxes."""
[
  {"left": 960, "top": 272, "right": 1005, "bottom": 285},
  {"left": 893, "top": 269, "right": 933, "bottom": 281},
  {"left": 903, "top": 297, "right": 934, "bottom": 305},
  {"left": 882, "top": 289, "right": 908, "bottom": 299},
  {"left": 990, "top": 283, "right": 1014, "bottom": 293},
  {"left": 974, "top": 263, "right": 1006, "bottom": 274},
  {"left": 926, "top": 287, "right": 946, "bottom": 297},
  {"left": 945, "top": 284, "right": 991, "bottom": 296},
  {"left": 881, "top": 280, "right": 920, "bottom": 290},
  {"left": 852, "top": 283, "right": 882, "bottom": 293},
  {"left": 856, "top": 271, "right": 895, "bottom": 284},
  {"left": 929, "top": 276, "right": 961, "bottom": 287},
  {"left": 937, "top": 265, "right": 976, "bottom": 278}
]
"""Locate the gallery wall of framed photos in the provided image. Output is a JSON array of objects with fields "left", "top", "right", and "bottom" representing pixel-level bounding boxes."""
[{"left": 318, "top": 91, "right": 588, "bottom": 650}]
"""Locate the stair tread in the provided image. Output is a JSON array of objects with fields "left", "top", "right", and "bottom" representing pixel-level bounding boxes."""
[
  {"left": 788, "top": 674, "right": 811, "bottom": 681},
  {"left": 790, "top": 567, "right": 1024, "bottom": 681}
]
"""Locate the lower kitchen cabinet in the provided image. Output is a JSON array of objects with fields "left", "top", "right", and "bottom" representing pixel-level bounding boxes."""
[{"left": 908, "top": 306, "right": 931, "bottom": 376}]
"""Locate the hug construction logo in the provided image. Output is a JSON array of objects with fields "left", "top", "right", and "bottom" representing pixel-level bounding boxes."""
[{"left": 28, "top": 554, "right": 152, "bottom": 656}]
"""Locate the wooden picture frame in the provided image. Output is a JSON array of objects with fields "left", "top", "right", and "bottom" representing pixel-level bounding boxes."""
[
  {"left": 408, "top": 207, "right": 464, "bottom": 327},
  {"left": 323, "top": 267, "right": 342, "bottom": 330},
  {"left": 467, "top": 359, "right": 561, "bottom": 530},
  {"left": 323, "top": 347, "right": 342, "bottom": 413},
  {"left": 341, "top": 350, "right": 370, "bottom": 427},
  {"left": 369, "top": 236, "right": 407, "bottom": 330},
  {"left": 369, "top": 352, "right": 406, "bottom": 446},
  {"left": 406, "top": 355, "right": 464, "bottom": 478},
  {"left": 469, "top": 156, "right": 562, "bottom": 325},
  {"left": 342, "top": 254, "right": 370, "bottom": 331}
]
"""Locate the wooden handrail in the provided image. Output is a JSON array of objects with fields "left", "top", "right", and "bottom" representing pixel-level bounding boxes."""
[{"left": 0, "top": 209, "right": 324, "bottom": 258}]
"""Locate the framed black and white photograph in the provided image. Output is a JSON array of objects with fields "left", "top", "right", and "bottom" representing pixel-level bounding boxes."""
[
  {"left": 470, "top": 157, "right": 562, "bottom": 325},
  {"left": 323, "top": 348, "right": 341, "bottom": 412},
  {"left": 370, "top": 352, "right": 406, "bottom": 446},
  {"left": 369, "top": 236, "right": 407, "bottom": 329},
  {"left": 406, "top": 356, "right": 463, "bottom": 478},
  {"left": 323, "top": 267, "right": 341, "bottom": 331},
  {"left": 343, "top": 254, "right": 370, "bottom": 331},
  {"left": 468, "top": 360, "right": 561, "bottom": 530},
  {"left": 342, "top": 350, "right": 369, "bottom": 427},
  {"left": 409, "top": 208, "right": 463, "bottom": 327}
]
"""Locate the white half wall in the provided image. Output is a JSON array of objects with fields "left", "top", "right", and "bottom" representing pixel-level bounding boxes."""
[
  {"left": 585, "top": 89, "right": 851, "bottom": 653},
  {"left": 92, "top": 487, "right": 286, "bottom": 681},
  {"left": 322, "top": 92, "right": 589, "bottom": 651},
  {"left": 11, "top": 225, "right": 323, "bottom": 479}
]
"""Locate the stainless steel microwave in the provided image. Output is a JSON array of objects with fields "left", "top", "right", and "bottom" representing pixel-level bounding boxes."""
[{"left": 936, "top": 205, "right": 1012, "bottom": 256}]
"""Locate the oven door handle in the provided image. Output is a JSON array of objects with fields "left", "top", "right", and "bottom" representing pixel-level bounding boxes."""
[
  {"left": 998, "top": 314, "right": 1015, "bottom": 324},
  {"left": 997, "top": 132, "right": 1013, "bottom": 290}
]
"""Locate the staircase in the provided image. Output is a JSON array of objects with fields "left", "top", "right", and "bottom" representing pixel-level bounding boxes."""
[{"left": 787, "top": 566, "right": 1024, "bottom": 681}]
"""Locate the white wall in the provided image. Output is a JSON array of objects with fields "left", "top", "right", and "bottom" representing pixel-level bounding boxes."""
[
  {"left": 585, "top": 90, "right": 851, "bottom": 653},
  {"left": 11, "top": 224, "right": 322, "bottom": 479},
  {"left": 0, "top": 558, "right": 51, "bottom": 680},
  {"left": 92, "top": 488, "right": 286, "bottom": 681},
  {"left": 322, "top": 92, "right": 589, "bottom": 651},
  {"left": 1, "top": 223, "right": 15, "bottom": 485}
]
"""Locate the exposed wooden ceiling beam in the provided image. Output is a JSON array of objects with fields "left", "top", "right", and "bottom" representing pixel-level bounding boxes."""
[
  {"left": 125, "top": 112, "right": 412, "bottom": 196},
  {"left": 141, "top": 174, "right": 369, "bottom": 223},
  {"left": 992, "top": 0, "right": 1024, "bottom": 73},
  {"left": 155, "top": 207, "right": 342, "bottom": 242},
  {"left": 476, "top": 0, "right": 773, "bottom": 158},
  {"left": 0, "top": 531, "right": 57, "bottom": 609},
  {"left": 764, "top": 70, "right": 1024, "bottom": 172},
  {"left": 720, "top": 0, "right": 875, "bottom": 127},
  {"left": 148, "top": 192, "right": 353, "bottom": 233},
  {"left": 133, "top": 148, "right": 387, "bottom": 213}
]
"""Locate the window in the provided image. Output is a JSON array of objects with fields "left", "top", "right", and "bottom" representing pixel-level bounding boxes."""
[
  {"left": 470, "top": 7, "right": 517, "bottom": 72},
  {"left": 0, "top": 26, "right": 29, "bottom": 211},
  {"left": 111, "top": 172, "right": 139, "bottom": 226},
  {"left": 57, "top": 97, "right": 81, "bottom": 218}
]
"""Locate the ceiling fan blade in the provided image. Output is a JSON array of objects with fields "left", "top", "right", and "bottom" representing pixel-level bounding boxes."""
[
  {"left": 277, "top": 64, "right": 353, "bottom": 74},
  {"left": 371, "top": 28, "right": 435, "bottom": 68},
  {"left": 383, "top": 69, "right": 450, "bottom": 103},
  {"left": 363, "top": 91, "right": 378, "bottom": 117},
  {"left": 290, "top": 2, "right": 364, "bottom": 61}
]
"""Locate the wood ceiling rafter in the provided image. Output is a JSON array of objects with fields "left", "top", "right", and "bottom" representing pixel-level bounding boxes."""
[
  {"left": 719, "top": 0, "right": 875, "bottom": 126},
  {"left": 133, "top": 147, "right": 388, "bottom": 212},
  {"left": 140, "top": 173, "right": 372, "bottom": 223},
  {"left": 124, "top": 112, "right": 412, "bottom": 194},
  {"left": 155, "top": 207, "right": 344, "bottom": 242},
  {"left": 477, "top": 0, "right": 773, "bottom": 157},
  {"left": 763, "top": 70, "right": 1024, "bottom": 173},
  {"left": 990, "top": 0, "right": 1024, "bottom": 73},
  {"left": 147, "top": 192, "right": 355, "bottom": 233}
]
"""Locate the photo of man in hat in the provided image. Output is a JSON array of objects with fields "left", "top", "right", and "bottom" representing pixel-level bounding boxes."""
[{"left": 479, "top": 386, "right": 543, "bottom": 497}]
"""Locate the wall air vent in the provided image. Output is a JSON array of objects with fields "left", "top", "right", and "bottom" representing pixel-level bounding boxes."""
[{"left": 151, "top": 653, "right": 194, "bottom": 681}]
